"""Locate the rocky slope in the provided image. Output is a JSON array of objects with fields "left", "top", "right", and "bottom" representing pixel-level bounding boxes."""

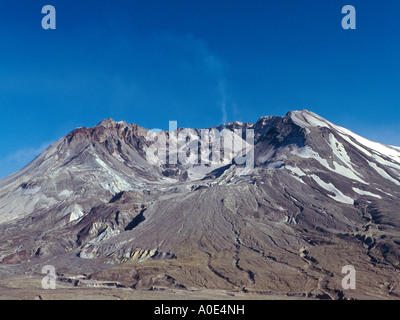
[{"left": 1, "top": 110, "right": 400, "bottom": 299}]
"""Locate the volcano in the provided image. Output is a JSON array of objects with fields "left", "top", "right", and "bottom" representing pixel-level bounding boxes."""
[{"left": 1, "top": 110, "right": 400, "bottom": 300}]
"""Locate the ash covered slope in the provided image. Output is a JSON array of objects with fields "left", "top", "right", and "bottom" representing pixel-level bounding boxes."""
[
  {"left": 1, "top": 110, "right": 400, "bottom": 299},
  {"left": 0, "top": 119, "right": 171, "bottom": 224}
]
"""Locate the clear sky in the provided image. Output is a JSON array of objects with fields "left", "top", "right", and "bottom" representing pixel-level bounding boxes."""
[{"left": 0, "top": 0, "right": 400, "bottom": 178}]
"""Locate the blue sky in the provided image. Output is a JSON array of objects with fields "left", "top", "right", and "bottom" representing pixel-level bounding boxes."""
[{"left": 1, "top": 0, "right": 400, "bottom": 178}]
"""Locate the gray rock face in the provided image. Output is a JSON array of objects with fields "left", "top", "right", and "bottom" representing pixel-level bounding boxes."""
[{"left": 1, "top": 109, "right": 400, "bottom": 299}]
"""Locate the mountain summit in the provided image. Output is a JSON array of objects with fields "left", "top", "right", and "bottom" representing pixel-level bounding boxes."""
[{"left": 1, "top": 110, "right": 400, "bottom": 299}]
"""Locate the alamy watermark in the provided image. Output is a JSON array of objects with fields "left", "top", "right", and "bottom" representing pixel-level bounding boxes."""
[
  {"left": 41, "top": 5, "right": 56, "bottom": 30},
  {"left": 42, "top": 265, "right": 57, "bottom": 289},
  {"left": 145, "top": 121, "right": 255, "bottom": 178},
  {"left": 41, "top": 5, "right": 355, "bottom": 31},
  {"left": 341, "top": 265, "right": 356, "bottom": 290},
  {"left": 342, "top": 5, "right": 356, "bottom": 30}
]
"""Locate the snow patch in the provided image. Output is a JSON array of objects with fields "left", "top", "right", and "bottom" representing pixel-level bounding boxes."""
[
  {"left": 311, "top": 174, "right": 354, "bottom": 205},
  {"left": 368, "top": 161, "right": 400, "bottom": 186},
  {"left": 376, "top": 188, "right": 394, "bottom": 197},
  {"left": 59, "top": 190, "right": 73, "bottom": 198},
  {"left": 112, "top": 152, "right": 125, "bottom": 163},
  {"left": 290, "top": 111, "right": 330, "bottom": 128},
  {"left": 285, "top": 165, "right": 306, "bottom": 177},
  {"left": 331, "top": 124, "right": 400, "bottom": 165},
  {"left": 329, "top": 133, "right": 351, "bottom": 164},
  {"left": 291, "top": 145, "right": 368, "bottom": 184},
  {"left": 94, "top": 155, "right": 133, "bottom": 191},
  {"left": 57, "top": 204, "right": 85, "bottom": 222},
  {"left": 352, "top": 188, "right": 382, "bottom": 199}
]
